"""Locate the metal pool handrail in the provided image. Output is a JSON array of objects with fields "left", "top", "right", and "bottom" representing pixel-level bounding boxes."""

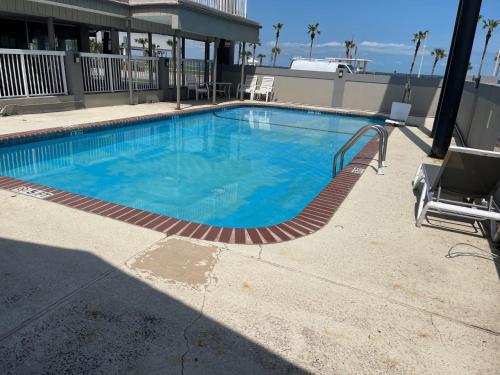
[{"left": 332, "top": 124, "right": 388, "bottom": 177}]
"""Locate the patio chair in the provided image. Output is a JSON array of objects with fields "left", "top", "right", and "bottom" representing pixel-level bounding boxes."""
[
  {"left": 252, "top": 76, "right": 275, "bottom": 102},
  {"left": 186, "top": 74, "right": 209, "bottom": 101},
  {"left": 236, "top": 75, "right": 259, "bottom": 99},
  {"left": 412, "top": 146, "right": 500, "bottom": 241}
]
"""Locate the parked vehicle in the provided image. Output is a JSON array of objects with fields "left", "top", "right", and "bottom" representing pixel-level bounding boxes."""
[{"left": 290, "top": 57, "right": 370, "bottom": 74}]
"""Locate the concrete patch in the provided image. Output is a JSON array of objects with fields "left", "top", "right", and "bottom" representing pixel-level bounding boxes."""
[{"left": 128, "top": 239, "right": 219, "bottom": 287}]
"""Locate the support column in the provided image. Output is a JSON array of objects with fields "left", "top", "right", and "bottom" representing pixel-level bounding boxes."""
[
  {"left": 102, "top": 31, "right": 111, "bottom": 54},
  {"left": 204, "top": 41, "right": 210, "bottom": 83},
  {"left": 176, "top": 33, "right": 182, "bottom": 110},
  {"left": 212, "top": 38, "right": 219, "bottom": 105},
  {"left": 148, "top": 32, "right": 153, "bottom": 57},
  {"left": 240, "top": 42, "right": 246, "bottom": 100},
  {"left": 237, "top": 42, "right": 241, "bottom": 65},
  {"left": 47, "top": 17, "right": 56, "bottom": 50},
  {"left": 127, "top": 18, "right": 134, "bottom": 105},
  {"left": 79, "top": 25, "right": 90, "bottom": 52},
  {"left": 111, "top": 29, "right": 120, "bottom": 54},
  {"left": 181, "top": 37, "right": 186, "bottom": 86},
  {"left": 430, "top": 0, "right": 482, "bottom": 158},
  {"left": 172, "top": 36, "right": 177, "bottom": 88},
  {"left": 64, "top": 51, "right": 85, "bottom": 106},
  {"left": 25, "top": 21, "right": 30, "bottom": 49}
]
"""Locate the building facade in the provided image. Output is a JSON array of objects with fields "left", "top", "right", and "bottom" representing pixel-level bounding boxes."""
[{"left": 0, "top": 0, "right": 259, "bottom": 112}]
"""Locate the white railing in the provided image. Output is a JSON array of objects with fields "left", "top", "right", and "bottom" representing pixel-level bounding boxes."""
[
  {"left": 0, "top": 49, "right": 67, "bottom": 98},
  {"left": 132, "top": 57, "right": 159, "bottom": 91},
  {"left": 81, "top": 53, "right": 159, "bottom": 94},
  {"left": 190, "top": 0, "right": 247, "bottom": 17},
  {"left": 168, "top": 58, "right": 213, "bottom": 88}
]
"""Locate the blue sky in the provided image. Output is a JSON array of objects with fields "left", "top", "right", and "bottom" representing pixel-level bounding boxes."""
[{"left": 247, "top": 0, "right": 500, "bottom": 75}]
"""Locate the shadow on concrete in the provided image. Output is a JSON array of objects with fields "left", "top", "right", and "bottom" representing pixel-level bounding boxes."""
[
  {"left": 398, "top": 126, "right": 432, "bottom": 154},
  {"left": 415, "top": 124, "right": 432, "bottom": 137},
  {"left": 411, "top": 187, "right": 500, "bottom": 280},
  {"left": 0, "top": 238, "right": 310, "bottom": 374}
]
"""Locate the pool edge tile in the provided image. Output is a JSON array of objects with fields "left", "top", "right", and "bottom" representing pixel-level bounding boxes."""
[{"left": 0, "top": 105, "right": 394, "bottom": 245}]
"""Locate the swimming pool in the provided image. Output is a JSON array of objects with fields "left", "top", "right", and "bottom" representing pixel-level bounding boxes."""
[{"left": 0, "top": 106, "right": 384, "bottom": 228}]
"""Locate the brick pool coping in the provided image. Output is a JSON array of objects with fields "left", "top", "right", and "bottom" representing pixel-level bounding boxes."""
[{"left": 0, "top": 103, "right": 393, "bottom": 245}]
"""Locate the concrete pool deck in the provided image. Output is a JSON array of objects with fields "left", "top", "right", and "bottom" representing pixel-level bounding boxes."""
[{"left": 0, "top": 101, "right": 499, "bottom": 374}]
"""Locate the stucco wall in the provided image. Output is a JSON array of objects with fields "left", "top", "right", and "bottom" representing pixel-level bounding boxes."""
[
  {"left": 342, "top": 80, "right": 441, "bottom": 118},
  {"left": 84, "top": 91, "right": 164, "bottom": 108},
  {"left": 222, "top": 65, "right": 443, "bottom": 118},
  {"left": 456, "top": 81, "right": 500, "bottom": 151}
]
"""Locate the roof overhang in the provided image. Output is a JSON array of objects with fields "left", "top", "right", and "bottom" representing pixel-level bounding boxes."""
[
  {"left": 130, "top": 0, "right": 260, "bottom": 43},
  {"left": 13, "top": 0, "right": 259, "bottom": 43}
]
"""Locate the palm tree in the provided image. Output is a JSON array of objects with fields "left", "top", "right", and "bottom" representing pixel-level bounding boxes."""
[
  {"left": 166, "top": 39, "right": 174, "bottom": 49},
  {"left": 344, "top": 40, "right": 350, "bottom": 59},
  {"left": 257, "top": 53, "right": 266, "bottom": 65},
  {"left": 350, "top": 42, "right": 357, "bottom": 59},
  {"left": 403, "top": 30, "right": 429, "bottom": 102},
  {"left": 307, "top": 23, "right": 320, "bottom": 58},
  {"left": 241, "top": 50, "right": 252, "bottom": 64},
  {"left": 430, "top": 48, "right": 446, "bottom": 77},
  {"left": 250, "top": 42, "right": 261, "bottom": 61},
  {"left": 409, "top": 30, "right": 429, "bottom": 76},
  {"left": 477, "top": 18, "right": 499, "bottom": 83},
  {"left": 150, "top": 44, "right": 160, "bottom": 57},
  {"left": 89, "top": 39, "right": 103, "bottom": 53},
  {"left": 135, "top": 37, "right": 148, "bottom": 56},
  {"left": 272, "top": 23, "right": 284, "bottom": 67},
  {"left": 271, "top": 47, "right": 281, "bottom": 65},
  {"left": 344, "top": 40, "right": 355, "bottom": 59}
]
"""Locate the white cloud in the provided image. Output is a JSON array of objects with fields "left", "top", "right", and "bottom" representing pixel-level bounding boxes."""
[
  {"left": 264, "top": 40, "right": 343, "bottom": 49},
  {"left": 316, "top": 41, "right": 343, "bottom": 48},
  {"left": 358, "top": 41, "right": 414, "bottom": 55},
  {"left": 264, "top": 39, "right": 421, "bottom": 56},
  {"left": 359, "top": 41, "right": 409, "bottom": 49}
]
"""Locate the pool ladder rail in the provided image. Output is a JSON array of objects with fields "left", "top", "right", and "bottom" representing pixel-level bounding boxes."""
[{"left": 332, "top": 124, "right": 388, "bottom": 177}]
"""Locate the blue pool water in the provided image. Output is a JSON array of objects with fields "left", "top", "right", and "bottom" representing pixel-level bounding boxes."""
[{"left": 0, "top": 106, "right": 384, "bottom": 227}]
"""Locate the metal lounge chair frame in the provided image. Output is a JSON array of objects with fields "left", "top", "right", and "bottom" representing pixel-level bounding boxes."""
[{"left": 412, "top": 146, "right": 500, "bottom": 241}]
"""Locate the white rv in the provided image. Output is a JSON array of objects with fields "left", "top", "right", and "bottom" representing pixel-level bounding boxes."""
[{"left": 290, "top": 58, "right": 370, "bottom": 74}]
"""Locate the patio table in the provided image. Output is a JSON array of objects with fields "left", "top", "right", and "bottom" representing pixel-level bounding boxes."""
[{"left": 208, "top": 82, "right": 232, "bottom": 99}]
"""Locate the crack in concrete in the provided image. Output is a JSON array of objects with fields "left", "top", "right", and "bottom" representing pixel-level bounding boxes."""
[
  {"left": 430, "top": 313, "right": 444, "bottom": 345},
  {"left": 258, "top": 245, "right": 263, "bottom": 260},
  {"left": 229, "top": 250, "right": 500, "bottom": 337},
  {"left": 180, "top": 246, "right": 225, "bottom": 375}
]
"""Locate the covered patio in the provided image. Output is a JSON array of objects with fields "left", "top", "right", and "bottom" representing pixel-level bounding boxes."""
[
  {"left": 0, "top": 0, "right": 260, "bottom": 112},
  {"left": 129, "top": 0, "right": 260, "bottom": 108}
]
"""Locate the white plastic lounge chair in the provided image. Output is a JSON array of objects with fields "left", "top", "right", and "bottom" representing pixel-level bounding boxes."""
[
  {"left": 186, "top": 74, "right": 209, "bottom": 101},
  {"left": 252, "top": 76, "right": 274, "bottom": 102},
  {"left": 412, "top": 146, "right": 500, "bottom": 241},
  {"left": 236, "top": 75, "right": 258, "bottom": 99}
]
